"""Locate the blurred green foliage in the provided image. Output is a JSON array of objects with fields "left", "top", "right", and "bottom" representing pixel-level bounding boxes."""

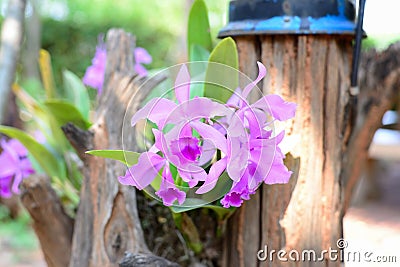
[
  {"left": 362, "top": 34, "right": 400, "bottom": 51},
  {"left": 36, "top": 0, "right": 229, "bottom": 84},
  {"left": 40, "top": 0, "right": 184, "bottom": 84},
  {"left": 0, "top": 209, "right": 39, "bottom": 250}
]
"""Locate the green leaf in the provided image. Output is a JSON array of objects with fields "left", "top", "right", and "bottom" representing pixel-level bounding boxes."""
[
  {"left": 86, "top": 150, "right": 139, "bottom": 166},
  {"left": 202, "top": 205, "right": 236, "bottom": 221},
  {"left": 204, "top": 37, "right": 239, "bottom": 103},
  {"left": 0, "top": 126, "right": 65, "bottom": 178},
  {"left": 170, "top": 172, "right": 233, "bottom": 213},
  {"left": 13, "top": 85, "right": 69, "bottom": 153},
  {"left": 189, "top": 83, "right": 204, "bottom": 99},
  {"left": 190, "top": 44, "right": 210, "bottom": 62},
  {"left": 63, "top": 69, "right": 91, "bottom": 120},
  {"left": 188, "top": 0, "right": 212, "bottom": 59},
  {"left": 39, "top": 49, "right": 57, "bottom": 99},
  {"left": 170, "top": 198, "right": 208, "bottom": 213},
  {"left": 43, "top": 100, "right": 92, "bottom": 130},
  {"left": 19, "top": 79, "right": 46, "bottom": 103}
]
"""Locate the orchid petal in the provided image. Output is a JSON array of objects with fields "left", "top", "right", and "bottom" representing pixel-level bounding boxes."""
[
  {"left": 174, "top": 65, "right": 190, "bottom": 104},
  {"left": 264, "top": 161, "right": 292, "bottom": 184},
  {"left": 155, "top": 165, "right": 186, "bottom": 206},
  {"left": 11, "top": 172, "right": 22, "bottom": 194},
  {"left": 178, "top": 164, "right": 207, "bottom": 188},
  {"left": 153, "top": 129, "right": 181, "bottom": 166},
  {"left": 226, "top": 136, "right": 249, "bottom": 182},
  {"left": 170, "top": 136, "right": 201, "bottom": 163},
  {"left": 134, "top": 47, "right": 152, "bottom": 64},
  {"left": 197, "top": 139, "right": 216, "bottom": 166},
  {"left": 6, "top": 139, "right": 28, "bottom": 157},
  {"left": 0, "top": 176, "right": 13, "bottom": 198},
  {"left": 131, "top": 98, "right": 177, "bottom": 129},
  {"left": 220, "top": 172, "right": 252, "bottom": 208},
  {"left": 242, "top": 61, "right": 267, "bottom": 99},
  {"left": 165, "top": 97, "right": 232, "bottom": 126},
  {"left": 118, "top": 152, "right": 165, "bottom": 190},
  {"left": 196, "top": 157, "right": 227, "bottom": 194},
  {"left": 0, "top": 153, "right": 17, "bottom": 177},
  {"left": 156, "top": 181, "right": 186, "bottom": 206},
  {"left": 252, "top": 94, "right": 296, "bottom": 121},
  {"left": 190, "top": 121, "right": 228, "bottom": 154},
  {"left": 134, "top": 63, "right": 148, "bottom": 77},
  {"left": 226, "top": 87, "right": 244, "bottom": 108}
]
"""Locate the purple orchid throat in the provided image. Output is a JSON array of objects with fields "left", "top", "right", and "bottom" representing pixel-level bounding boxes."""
[
  {"left": 119, "top": 61, "right": 297, "bottom": 207},
  {"left": 0, "top": 139, "right": 35, "bottom": 198},
  {"left": 83, "top": 35, "right": 152, "bottom": 94}
]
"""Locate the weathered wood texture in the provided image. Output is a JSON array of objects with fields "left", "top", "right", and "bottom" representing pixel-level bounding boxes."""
[
  {"left": 20, "top": 175, "right": 74, "bottom": 267},
  {"left": 68, "top": 29, "right": 162, "bottom": 267},
  {"left": 223, "top": 35, "right": 354, "bottom": 267},
  {"left": 119, "top": 252, "right": 181, "bottom": 267}
]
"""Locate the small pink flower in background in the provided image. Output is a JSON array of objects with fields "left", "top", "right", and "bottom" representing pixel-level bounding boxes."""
[
  {"left": 82, "top": 41, "right": 107, "bottom": 95},
  {"left": 0, "top": 139, "right": 35, "bottom": 198},
  {"left": 134, "top": 47, "right": 152, "bottom": 77},
  {"left": 83, "top": 36, "right": 152, "bottom": 94}
]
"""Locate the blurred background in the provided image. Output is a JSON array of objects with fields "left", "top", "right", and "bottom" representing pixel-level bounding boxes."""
[{"left": 0, "top": 0, "right": 399, "bottom": 266}]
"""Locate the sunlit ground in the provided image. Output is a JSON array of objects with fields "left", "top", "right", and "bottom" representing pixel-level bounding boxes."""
[{"left": 344, "top": 113, "right": 400, "bottom": 266}]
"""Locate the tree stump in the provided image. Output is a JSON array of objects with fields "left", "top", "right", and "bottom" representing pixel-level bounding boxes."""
[
  {"left": 223, "top": 34, "right": 354, "bottom": 267},
  {"left": 67, "top": 29, "right": 163, "bottom": 267},
  {"left": 222, "top": 30, "right": 400, "bottom": 267}
]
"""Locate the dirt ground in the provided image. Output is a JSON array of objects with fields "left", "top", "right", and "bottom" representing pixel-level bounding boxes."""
[
  {"left": 343, "top": 160, "right": 400, "bottom": 267},
  {"left": 1, "top": 160, "right": 399, "bottom": 267}
]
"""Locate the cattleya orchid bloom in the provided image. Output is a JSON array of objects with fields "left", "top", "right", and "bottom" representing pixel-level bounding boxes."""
[
  {"left": 119, "top": 62, "right": 296, "bottom": 208},
  {"left": 0, "top": 139, "right": 35, "bottom": 198},
  {"left": 83, "top": 36, "right": 152, "bottom": 94},
  {"left": 120, "top": 65, "right": 231, "bottom": 206}
]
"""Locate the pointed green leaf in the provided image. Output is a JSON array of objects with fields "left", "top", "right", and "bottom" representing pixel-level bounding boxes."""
[
  {"left": 86, "top": 150, "right": 139, "bottom": 166},
  {"left": 188, "top": 0, "right": 212, "bottom": 59},
  {"left": 0, "top": 126, "right": 64, "bottom": 178},
  {"left": 170, "top": 172, "right": 232, "bottom": 213},
  {"left": 63, "top": 69, "right": 91, "bottom": 120},
  {"left": 204, "top": 37, "right": 239, "bottom": 103},
  {"left": 43, "top": 100, "right": 92, "bottom": 130},
  {"left": 39, "top": 49, "right": 57, "bottom": 99}
]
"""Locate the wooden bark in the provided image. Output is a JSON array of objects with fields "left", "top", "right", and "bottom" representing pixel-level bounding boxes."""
[
  {"left": 20, "top": 175, "right": 74, "bottom": 267},
  {"left": 223, "top": 35, "right": 354, "bottom": 267},
  {"left": 0, "top": 0, "right": 26, "bottom": 123},
  {"left": 68, "top": 29, "right": 166, "bottom": 267},
  {"left": 119, "top": 252, "right": 181, "bottom": 267}
]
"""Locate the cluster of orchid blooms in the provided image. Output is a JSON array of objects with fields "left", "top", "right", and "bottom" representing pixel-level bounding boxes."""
[
  {"left": 118, "top": 62, "right": 296, "bottom": 208},
  {"left": 0, "top": 40, "right": 296, "bottom": 210}
]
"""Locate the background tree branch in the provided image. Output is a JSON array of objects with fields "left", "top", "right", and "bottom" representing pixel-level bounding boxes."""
[
  {"left": 343, "top": 41, "right": 400, "bottom": 210},
  {"left": 20, "top": 175, "right": 74, "bottom": 267},
  {"left": 0, "top": 0, "right": 26, "bottom": 123}
]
